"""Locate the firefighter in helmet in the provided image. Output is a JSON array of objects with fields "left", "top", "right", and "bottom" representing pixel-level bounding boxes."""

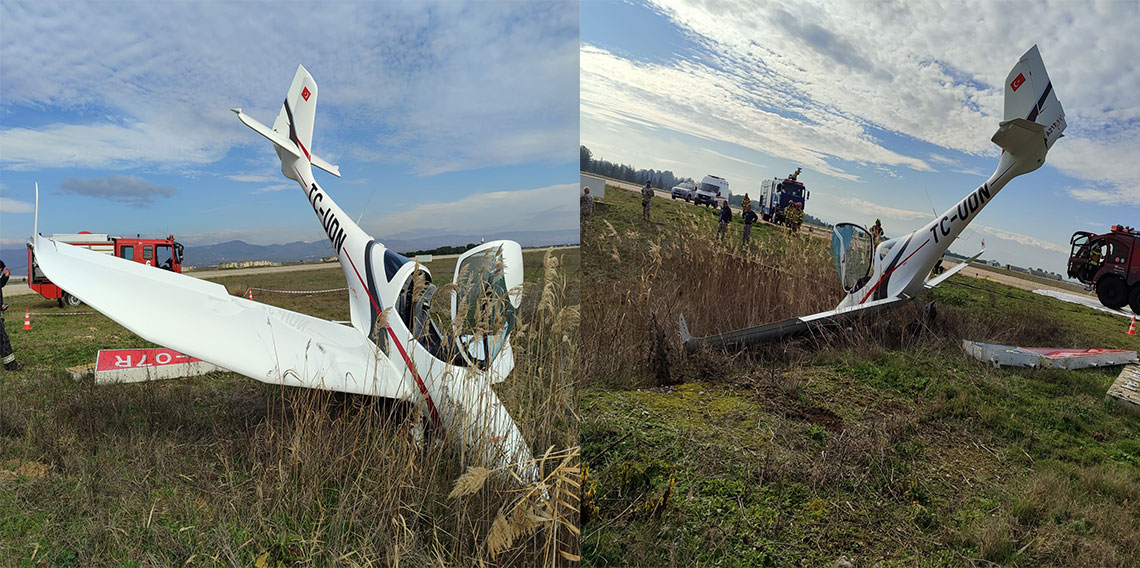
[{"left": 0, "top": 260, "right": 23, "bottom": 371}]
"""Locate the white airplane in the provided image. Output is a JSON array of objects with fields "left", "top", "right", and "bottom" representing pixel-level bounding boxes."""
[
  {"left": 31, "top": 65, "right": 539, "bottom": 483},
  {"left": 682, "top": 45, "right": 1066, "bottom": 350}
]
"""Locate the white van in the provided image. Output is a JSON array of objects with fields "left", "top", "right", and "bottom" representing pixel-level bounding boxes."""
[{"left": 694, "top": 175, "right": 730, "bottom": 207}]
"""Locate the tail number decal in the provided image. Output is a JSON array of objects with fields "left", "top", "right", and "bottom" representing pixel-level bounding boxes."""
[
  {"left": 308, "top": 183, "right": 348, "bottom": 254},
  {"left": 929, "top": 183, "right": 991, "bottom": 244}
]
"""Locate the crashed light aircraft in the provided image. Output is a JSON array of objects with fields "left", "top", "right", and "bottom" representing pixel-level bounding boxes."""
[
  {"left": 682, "top": 45, "right": 1066, "bottom": 350},
  {"left": 31, "top": 65, "right": 539, "bottom": 483}
]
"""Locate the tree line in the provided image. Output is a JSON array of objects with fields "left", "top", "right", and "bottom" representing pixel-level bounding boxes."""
[
  {"left": 581, "top": 145, "right": 694, "bottom": 190},
  {"left": 400, "top": 243, "right": 479, "bottom": 257}
]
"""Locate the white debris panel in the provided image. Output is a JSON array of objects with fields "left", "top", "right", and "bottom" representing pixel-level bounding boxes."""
[{"left": 962, "top": 341, "right": 1137, "bottom": 370}]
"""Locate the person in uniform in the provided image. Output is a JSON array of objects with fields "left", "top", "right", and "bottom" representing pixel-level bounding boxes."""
[
  {"left": 580, "top": 187, "right": 595, "bottom": 221},
  {"left": 870, "top": 218, "right": 884, "bottom": 245},
  {"left": 742, "top": 204, "right": 758, "bottom": 245},
  {"left": 717, "top": 201, "right": 732, "bottom": 242},
  {"left": 641, "top": 181, "right": 654, "bottom": 222},
  {"left": 0, "top": 260, "right": 22, "bottom": 371}
]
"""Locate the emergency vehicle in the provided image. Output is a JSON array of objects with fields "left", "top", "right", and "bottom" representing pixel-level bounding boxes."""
[
  {"left": 28, "top": 232, "right": 184, "bottom": 307},
  {"left": 694, "top": 175, "right": 731, "bottom": 207},
  {"left": 1067, "top": 225, "right": 1140, "bottom": 313},
  {"left": 759, "top": 169, "right": 810, "bottom": 224}
]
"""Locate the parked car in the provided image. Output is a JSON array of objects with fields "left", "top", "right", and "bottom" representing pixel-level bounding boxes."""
[{"left": 671, "top": 182, "right": 696, "bottom": 201}]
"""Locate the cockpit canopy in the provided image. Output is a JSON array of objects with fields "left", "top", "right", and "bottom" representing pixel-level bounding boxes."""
[{"left": 831, "top": 223, "right": 874, "bottom": 293}]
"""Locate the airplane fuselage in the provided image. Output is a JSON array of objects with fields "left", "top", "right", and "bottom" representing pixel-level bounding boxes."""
[{"left": 840, "top": 151, "right": 1032, "bottom": 309}]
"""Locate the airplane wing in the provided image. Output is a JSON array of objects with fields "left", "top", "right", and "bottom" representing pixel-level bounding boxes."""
[
  {"left": 32, "top": 234, "right": 411, "bottom": 399},
  {"left": 681, "top": 295, "right": 912, "bottom": 351},
  {"left": 925, "top": 249, "right": 985, "bottom": 289}
]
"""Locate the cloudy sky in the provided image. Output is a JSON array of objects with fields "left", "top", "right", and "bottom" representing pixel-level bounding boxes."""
[
  {"left": 582, "top": 0, "right": 1140, "bottom": 275},
  {"left": 0, "top": 1, "right": 578, "bottom": 251}
]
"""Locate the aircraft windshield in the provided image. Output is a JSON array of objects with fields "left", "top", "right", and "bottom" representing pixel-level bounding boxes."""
[
  {"left": 453, "top": 248, "right": 516, "bottom": 366},
  {"left": 877, "top": 237, "right": 900, "bottom": 261},
  {"left": 831, "top": 223, "right": 874, "bottom": 293}
]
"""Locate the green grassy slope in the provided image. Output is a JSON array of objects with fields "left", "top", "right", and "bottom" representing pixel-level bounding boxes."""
[
  {"left": 0, "top": 247, "right": 579, "bottom": 567},
  {"left": 582, "top": 187, "right": 1140, "bottom": 567}
]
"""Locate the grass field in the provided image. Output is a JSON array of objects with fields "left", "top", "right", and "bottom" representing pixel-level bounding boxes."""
[
  {"left": 0, "top": 247, "right": 580, "bottom": 567},
  {"left": 581, "top": 187, "right": 1140, "bottom": 567}
]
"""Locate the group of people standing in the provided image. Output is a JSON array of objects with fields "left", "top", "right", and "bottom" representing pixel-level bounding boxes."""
[{"left": 631, "top": 181, "right": 805, "bottom": 246}]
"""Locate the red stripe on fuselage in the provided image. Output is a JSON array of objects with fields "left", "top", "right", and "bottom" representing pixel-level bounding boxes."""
[
  {"left": 859, "top": 239, "right": 930, "bottom": 304},
  {"left": 293, "top": 166, "right": 440, "bottom": 427},
  {"left": 295, "top": 137, "right": 311, "bottom": 162}
]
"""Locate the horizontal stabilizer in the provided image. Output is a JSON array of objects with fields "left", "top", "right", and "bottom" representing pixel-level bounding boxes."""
[
  {"left": 925, "top": 249, "right": 984, "bottom": 289},
  {"left": 311, "top": 153, "right": 341, "bottom": 177},
  {"left": 233, "top": 108, "right": 340, "bottom": 177},
  {"left": 233, "top": 108, "right": 301, "bottom": 160}
]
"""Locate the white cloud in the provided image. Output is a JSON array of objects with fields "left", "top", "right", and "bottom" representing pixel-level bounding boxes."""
[
  {"left": 825, "top": 198, "right": 1068, "bottom": 255},
  {"left": 0, "top": 197, "right": 33, "bottom": 213},
  {"left": 368, "top": 184, "right": 578, "bottom": 238},
  {"left": 251, "top": 184, "right": 292, "bottom": 194},
  {"left": 837, "top": 197, "right": 930, "bottom": 222},
  {"left": 0, "top": 1, "right": 578, "bottom": 176},
  {"left": 581, "top": 45, "right": 931, "bottom": 184},
  {"left": 58, "top": 175, "right": 175, "bottom": 207},
  {"left": 227, "top": 174, "right": 279, "bottom": 183},
  {"left": 1049, "top": 134, "right": 1140, "bottom": 206},
  {"left": 973, "top": 224, "right": 1068, "bottom": 255},
  {"left": 584, "top": 0, "right": 1140, "bottom": 206}
]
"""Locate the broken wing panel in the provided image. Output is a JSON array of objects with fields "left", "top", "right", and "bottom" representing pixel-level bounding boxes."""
[
  {"left": 682, "top": 295, "right": 911, "bottom": 351},
  {"left": 924, "top": 249, "right": 984, "bottom": 289},
  {"left": 33, "top": 235, "right": 410, "bottom": 399}
]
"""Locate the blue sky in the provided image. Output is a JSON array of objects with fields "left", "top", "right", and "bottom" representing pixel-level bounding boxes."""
[
  {"left": 581, "top": 0, "right": 1140, "bottom": 276},
  {"left": 0, "top": 1, "right": 578, "bottom": 251}
]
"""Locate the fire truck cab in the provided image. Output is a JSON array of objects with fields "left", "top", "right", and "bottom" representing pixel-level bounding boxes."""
[
  {"left": 28, "top": 232, "right": 184, "bottom": 307},
  {"left": 1067, "top": 225, "right": 1140, "bottom": 313}
]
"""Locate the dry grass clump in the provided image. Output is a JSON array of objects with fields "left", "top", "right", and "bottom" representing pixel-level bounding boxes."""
[
  {"left": 583, "top": 214, "right": 840, "bottom": 389},
  {"left": 1, "top": 248, "right": 579, "bottom": 566}
]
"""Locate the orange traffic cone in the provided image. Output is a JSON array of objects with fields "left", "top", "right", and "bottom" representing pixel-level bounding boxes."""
[
  {"left": 23, "top": 309, "right": 30, "bottom": 331},
  {"left": 1129, "top": 316, "right": 1136, "bottom": 336},
  {"left": 247, "top": 288, "right": 253, "bottom": 300}
]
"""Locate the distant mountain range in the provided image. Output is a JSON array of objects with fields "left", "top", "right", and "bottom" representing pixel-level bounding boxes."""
[{"left": 0, "top": 229, "right": 578, "bottom": 273}]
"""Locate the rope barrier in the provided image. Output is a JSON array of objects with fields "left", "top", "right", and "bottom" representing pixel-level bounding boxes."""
[
  {"left": 248, "top": 286, "right": 348, "bottom": 294},
  {"left": 27, "top": 312, "right": 91, "bottom": 316}
]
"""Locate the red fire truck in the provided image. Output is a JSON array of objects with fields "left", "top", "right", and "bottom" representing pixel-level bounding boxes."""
[
  {"left": 1067, "top": 225, "right": 1140, "bottom": 313},
  {"left": 28, "top": 232, "right": 184, "bottom": 307}
]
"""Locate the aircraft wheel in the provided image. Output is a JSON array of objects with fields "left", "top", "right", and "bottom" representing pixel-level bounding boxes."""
[
  {"left": 1129, "top": 285, "right": 1140, "bottom": 315},
  {"left": 63, "top": 292, "right": 83, "bottom": 307},
  {"left": 1096, "top": 276, "right": 1128, "bottom": 309}
]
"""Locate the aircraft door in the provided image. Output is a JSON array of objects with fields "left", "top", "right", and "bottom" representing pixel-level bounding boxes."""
[
  {"left": 831, "top": 223, "right": 874, "bottom": 293},
  {"left": 450, "top": 241, "right": 523, "bottom": 367}
]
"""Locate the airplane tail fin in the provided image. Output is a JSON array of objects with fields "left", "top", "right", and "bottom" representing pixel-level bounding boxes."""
[
  {"left": 232, "top": 64, "right": 340, "bottom": 177},
  {"left": 271, "top": 65, "right": 319, "bottom": 161},
  {"left": 992, "top": 45, "right": 1066, "bottom": 171}
]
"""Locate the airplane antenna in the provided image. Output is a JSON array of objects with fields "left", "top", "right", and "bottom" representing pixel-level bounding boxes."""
[
  {"left": 922, "top": 184, "right": 938, "bottom": 217},
  {"left": 356, "top": 185, "right": 380, "bottom": 225}
]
